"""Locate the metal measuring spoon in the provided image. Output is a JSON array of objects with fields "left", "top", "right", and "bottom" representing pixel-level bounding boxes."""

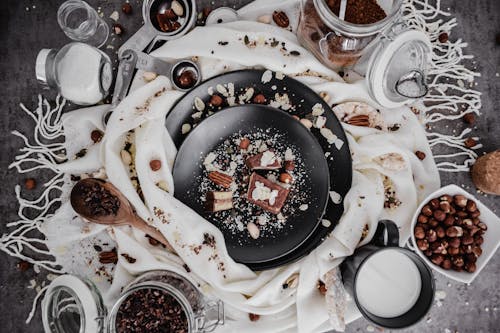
[{"left": 70, "top": 178, "right": 174, "bottom": 251}]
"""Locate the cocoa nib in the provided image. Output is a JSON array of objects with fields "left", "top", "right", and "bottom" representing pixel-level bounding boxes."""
[
  {"left": 80, "top": 182, "right": 120, "bottom": 216},
  {"left": 121, "top": 253, "right": 137, "bottom": 264},
  {"left": 202, "top": 233, "right": 216, "bottom": 248}
]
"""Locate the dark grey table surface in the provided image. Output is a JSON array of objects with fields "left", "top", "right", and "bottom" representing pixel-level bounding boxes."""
[{"left": 1, "top": 0, "right": 499, "bottom": 332}]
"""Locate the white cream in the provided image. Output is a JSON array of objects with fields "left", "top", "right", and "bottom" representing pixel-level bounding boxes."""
[
  {"left": 355, "top": 249, "right": 422, "bottom": 318},
  {"left": 260, "top": 151, "right": 276, "bottom": 167}
]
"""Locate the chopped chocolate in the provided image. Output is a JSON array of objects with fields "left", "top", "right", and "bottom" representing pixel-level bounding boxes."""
[
  {"left": 202, "top": 233, "right": 216, "bottom": 248},
  {"left": 245, "top": 151, "right": 282, "bottom": 170},
  {"left": 80, "top": 182, "right": 120, "bottom": 216},
  {"left": 247, "top": 172, "right": 290, "bottom": 214},
  {"left": 327, "top": 0, "right": 387, "bottom": 25},
  {"left": 121, "top": 253, "right": 137, "bottom": 264},
  {"left": 115, "top": 288, "right": 188, "bottom": 333}
]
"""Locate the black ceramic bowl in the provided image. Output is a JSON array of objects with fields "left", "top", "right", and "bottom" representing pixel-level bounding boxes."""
[{"left": 172, "top": 105, "right": 330, "bottom": 268}]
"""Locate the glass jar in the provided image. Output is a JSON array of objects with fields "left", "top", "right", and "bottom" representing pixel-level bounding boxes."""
[
  {"left": 42, "top": 270, "right": 224, "bottom": 333},
  {"left": 35, "top": 42, "right": 113, "bottom": 105},
  {"left": 297, "top": 0, "right": 403, "bottom": 70}
]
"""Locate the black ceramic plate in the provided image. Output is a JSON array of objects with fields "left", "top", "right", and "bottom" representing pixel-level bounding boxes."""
[
  {"left": 166, "top": 69, "right": 352, "bottom": 270},
  {"left": 173, "top": 106, "right": 330, "bottom": 266}
]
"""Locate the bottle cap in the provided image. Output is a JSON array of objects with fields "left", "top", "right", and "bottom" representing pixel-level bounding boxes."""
[{"left": 35, "top": 49, "right": 57, "bottom": 88}]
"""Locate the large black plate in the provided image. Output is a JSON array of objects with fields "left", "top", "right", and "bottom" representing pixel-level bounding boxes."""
[
  {"left": 173, "top": 106, "right": 330, "bottom": 265},
  {"left": 166, "top": 69, "right": 352, "bottom": 270}
]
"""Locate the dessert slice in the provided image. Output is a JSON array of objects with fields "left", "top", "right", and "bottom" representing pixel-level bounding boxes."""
[
  {"left": 208, "top": 171, "right": 233, "bottom": 189},
  {"left": 246, "top": 172, "right": 289, "bottom": 214},
  {"left": 245, "top": 150, "right": 281, "bottom": 170},
  {"left": 206, "top": 191, "right": 233, "bottom": 212}
]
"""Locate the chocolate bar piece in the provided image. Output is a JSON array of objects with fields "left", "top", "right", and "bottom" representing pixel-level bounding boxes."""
[
  {"left": 246, "top": 173, "right": 289, "bottom": 214},
  {"left": 206, "top": 191, "right": 233, "bottom": 212},
  {"left": 245, "top": 151, "right": 281, "bottom": 170}
]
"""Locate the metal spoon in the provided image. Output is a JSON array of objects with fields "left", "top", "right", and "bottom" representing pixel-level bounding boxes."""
[
  {"left": 339, "top": 0, "right": 348, "bottom": 21},
  {"left": 70, "top": 178, "right": 173, "bottom": 251}
]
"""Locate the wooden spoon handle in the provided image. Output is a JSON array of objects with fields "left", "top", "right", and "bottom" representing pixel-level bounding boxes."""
[{"left": 130, "top": 216, "right": 175, "bottom": 252}]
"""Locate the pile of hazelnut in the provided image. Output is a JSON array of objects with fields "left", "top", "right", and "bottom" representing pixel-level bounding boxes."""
[{"left": 414, "top": 194, "right": 487, "bottom": 273}]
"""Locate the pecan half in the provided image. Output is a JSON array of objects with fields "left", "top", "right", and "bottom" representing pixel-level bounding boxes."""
[
  {"left": 346, "top": 114, "right": 370, "bottom": 127},
  {"left": 99, "top": 249, "right": 118, "bottom": 264},
  {"left": 208, "top": 171, "right": 233, "bottom": 188},
  {"left": 272, "top": 11, "right": 289, "bottom": 28}
]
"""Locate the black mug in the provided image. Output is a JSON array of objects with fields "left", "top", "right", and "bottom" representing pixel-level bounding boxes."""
[{"left": 341, "top": 220, "right": 435, "bottom": 329}]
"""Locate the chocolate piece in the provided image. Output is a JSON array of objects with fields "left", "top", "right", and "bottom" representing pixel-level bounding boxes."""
[
  {"left": 471, "top": 150, "right": 500, "bottom": 195},
  {"left": 246, "top": 172, "right": 289, "bottom": 214},
  {"left": 245, "top": 151, "right": 281, "bottom": 170},
  {"left": 206, "top": 191, "right": 234, "bottom": 212}
]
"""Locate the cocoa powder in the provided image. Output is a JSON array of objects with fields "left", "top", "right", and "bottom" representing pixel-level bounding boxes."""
[{"left": 327, "top": 0, "right": 387, "bottom": 24}]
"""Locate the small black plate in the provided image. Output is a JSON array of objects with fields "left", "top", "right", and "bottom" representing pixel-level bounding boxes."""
[
  {"left": 173, "top": 106, "right": 330, "bottom": 266},
  {"left": 166, "top": 69, "right": 352, "bottom": 270}
]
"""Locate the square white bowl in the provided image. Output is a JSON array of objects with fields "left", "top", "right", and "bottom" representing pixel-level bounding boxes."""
[{"left": 410, "top": 184, "right": 500, "bottom": 283}]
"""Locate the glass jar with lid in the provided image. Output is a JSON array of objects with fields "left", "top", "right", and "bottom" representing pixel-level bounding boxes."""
[
  {"left": 297, "top": 0, "right": 404, "bottom": 70},
  {"left": 42, "top": 270, "right": 224, "bottom": 333}
]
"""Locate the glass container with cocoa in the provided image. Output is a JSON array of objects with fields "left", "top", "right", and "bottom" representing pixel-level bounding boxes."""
[
  {"left": 297, "top": 0, "right": 403, "bottom": 70},
  {"left": 42, "top": 270, "right": 224, "bottom": 333}
]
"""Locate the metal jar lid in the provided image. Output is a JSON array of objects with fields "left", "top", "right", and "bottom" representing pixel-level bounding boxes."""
[
  {"left": 364, "top": 29, "right": 431, "bottom": 108},
  {"left": 35, "top": 49, "right": 57, "bottom": 88}
]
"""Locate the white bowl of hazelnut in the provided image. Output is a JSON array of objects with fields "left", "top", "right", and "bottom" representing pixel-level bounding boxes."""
[{"left": 410, "top": 184, "right": 500, "bottom": 283}]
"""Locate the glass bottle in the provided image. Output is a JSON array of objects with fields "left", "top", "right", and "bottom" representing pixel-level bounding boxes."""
[
  {"left": 57, "top": 0, "right": 109, "bottom": 48},
  {"left": 35, "top": 42, "right": 113, "bottom": 105}
]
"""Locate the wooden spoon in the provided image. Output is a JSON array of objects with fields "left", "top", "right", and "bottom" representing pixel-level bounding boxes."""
[{"left": 70, "top": 178, "right": 173, "bottom": 252}]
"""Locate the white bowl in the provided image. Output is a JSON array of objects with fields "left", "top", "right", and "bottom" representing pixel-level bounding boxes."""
[{"left": 410, "top": 184, "right": 500, "bottom": 283}]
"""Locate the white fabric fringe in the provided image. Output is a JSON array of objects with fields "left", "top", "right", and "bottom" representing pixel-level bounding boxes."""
[{"left": 0, "top": 0, "right": 482, "bottom": 327}]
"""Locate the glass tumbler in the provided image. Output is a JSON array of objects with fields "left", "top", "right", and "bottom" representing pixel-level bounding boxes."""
[{"left": 57, "top": 0, "right": 109, "bottom": 48}]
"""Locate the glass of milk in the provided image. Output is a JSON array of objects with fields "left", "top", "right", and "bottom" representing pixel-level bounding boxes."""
[{"left": 341, "top": 220, "right": 434, "bottom": 328}]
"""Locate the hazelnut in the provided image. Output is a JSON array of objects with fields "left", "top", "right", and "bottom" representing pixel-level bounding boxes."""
[
  {"left": 439, "top": 201, "right": 451, "bottom": 213},
  {"left": 446, "top": 226, "right": 463, "bottom": 237},
  {"left": 465, "top": 253, "right": 477, "bottom": 263},
  {"left": 249, "top": 313, "right": 260, "bottom": 322},
  {"left": 469, "top": 226, "right": 481, "bottom": 237},
  {"left": 431, "top": 254, "right": 444, "bottom": 266},
  {"left": 453, "top": 195, "right": 467, "bottom": 208},
  {"left": 239, "top": 138, "right": 250, "bottom": 149},
  {"left": 457, "top": 211, "right": 468, "bottom": 218},
  {"left": 112, "top": 23, "right": 124, "bottom": 35},
  {"left": 472, "top": 246, "right": 482, "bottom": 257},
  {"left": 122, "top": 3, "right": 132, "bottom": 14},
  {"left": 441, "top": 259, "right": 452, "bottom": 270},
  {"left": 209, "top": 94, "right": 224, "bottom": 107},
  {"left": 421, "top": 205, "right": 433, "bottom": 217},
  {"left": 440, "top": 194, "right": 453, "bottom": 203},
  {"left": 149, "top": 159, "right": 162, "bottom": 171},
  {"left": 424, "top": 250, "right": 433, "bottom": 257},
  {"left": 464, "top": 262, "right": 476, "bottom": 273},
  {"left": 448, "top": 247, "right": 460, "bottom": 255},
  {"left": 284, "top": 160, "right": 295, "bottom": 171},
  {"left": 163, "top": 8, "right": 178, "bottom": 20},
  {"left": 462, "top": 235, "right": 474, "bottom": 245},
  {"left": 462, "top": 219, "right": 473, "bottom": 228},
  {"left": 451, "top": 256, "right": 464, "bottom": 267},
  {"left": 436, "top": 226, "right": 446, "bottom": 238},
  {"left": 477, "top": 222, "right": 488, "bottom": 232},
  {"left": 417, "top": 239, "right": 429, "bottom": 251},
  {"left": 438, "top": 32, "right": 449, "bottom": 43},
  {"left": 453, "top": 265, "right": 464, "bottom": 272},
  {"left": 417, "top": 214, "right": 429, "bottom": 224},
  {"left": 177, "top": 70, "right": 197, "bottom": 89},
  {"left": 462, "top": 245, "right": 473, "bottom": 254},
  {"left": 252, "top": 94, "right": 267, "bottom": 104},
  {"left": 24, "top": 178, "right": 36, "bottom": 190},
  {"left": 426, "top": 229, "right": 437, "bottom": 243},
  {"left": 433, "top": 210, "right": 446, "bottom": 222},
  {"left": 414, "top": 226, "right": 426, "bottom": 239},
  {"left": 448, "top": 237, "right": 461, "bottom": 248},
  {"left": 279, "top": 173, "right": 293, "bottom": 184},
  {"left": 91, "top": 129, "right": 104, "bottom": 143},
  {"left": 417, "top": 223, "right": 429, "bottom": 231},
  {"left": 415, "top": 151, "right": 426, "bottom": 160},
  {"left": 432, "top": 241, "right": 448, "bottom": 255},
  {"left": 474, "top": 235, "right": 484, "bottom": 245},
  {"left": 17, "top": 260, "right": 31, "bottom": 272},
  {"left": 469, "top": 210, "right": 481, "bottom": 218},
  {"left": 472, "top": 217, "right": 480, "bottom": 225},
  {"left": 463, "top": 113, "right": 475, "bottom": 124},
  {"left": 429, "top": 218, "right": 439, "bottom": 228},
  {"left": 466, "top": 200, "right": 477, "bottom": 212},
  {"left": 464, "top": 137, "right": 477, "bottom": 148},
  {"left": 429, "top": 198, "right": 440, "bottom": 209},
  {"left": 443, "top": 216, "right": 455, "bottom": 227}
]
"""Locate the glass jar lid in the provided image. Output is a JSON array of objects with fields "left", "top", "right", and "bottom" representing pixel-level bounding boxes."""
[
  {"left": 42, "top": 275, "right": 107, "bottom": 333},
  {"left": 365, "top": 29, "right": 431, "bottom": 108}
]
